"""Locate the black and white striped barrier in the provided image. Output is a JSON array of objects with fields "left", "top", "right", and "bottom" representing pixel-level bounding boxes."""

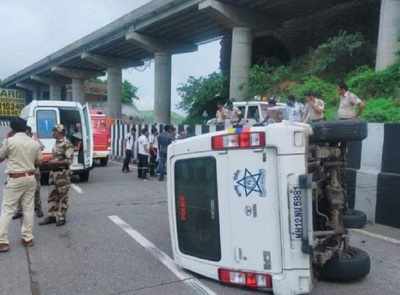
[
  {"left": 110, "top": 121, "right": 225, "bottom": 160},
  {"left": 347, "top": 123, "right": 400, "bottom": 228},
  {"left": 0, "top": 120, "right": 10, "bottom": 127}
]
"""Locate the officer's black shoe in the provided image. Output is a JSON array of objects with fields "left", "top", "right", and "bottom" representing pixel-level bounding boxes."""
[
  {"left": 56, "top": 218, "right": 66, "bottom": 227},
  {"left": 35, "top": 209, "right": 44, "bottom": 218},
  {"left": 39, "top": 217, "right": 56, "bottom": 225},
  {"left": 12, "top": 212, "right": 23, "bottom": 220}
]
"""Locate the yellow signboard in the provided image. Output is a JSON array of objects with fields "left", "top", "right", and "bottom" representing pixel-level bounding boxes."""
[{"left": 0, "top": 88, "right": 25, "bottom": 117}]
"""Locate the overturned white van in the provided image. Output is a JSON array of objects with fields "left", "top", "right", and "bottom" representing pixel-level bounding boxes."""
[
  {"left": 167, "top": 120, "right": 370, "bottom": 294},
  {"left": 20, "top": 100, "right": 93, "bottom": 183}
]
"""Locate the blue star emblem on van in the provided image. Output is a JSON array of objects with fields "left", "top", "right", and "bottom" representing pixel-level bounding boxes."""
[{"left": 233, "top": 168, "right": 266, "bottom": 197}]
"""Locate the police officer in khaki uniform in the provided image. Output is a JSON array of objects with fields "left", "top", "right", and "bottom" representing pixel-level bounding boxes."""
[
  {"left": 0, "top": 118, "right": 42, "bottom": 253},
  {"left": 13, "top": 126, "right": 44, "bottom": 219},
  {"left": 39, "top": 124, "right": 74, "bottom": 227}
]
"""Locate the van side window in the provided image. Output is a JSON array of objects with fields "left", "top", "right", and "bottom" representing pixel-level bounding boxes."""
[
  {"left": 247, "top": 106, "right": 260, "bottom": 121},
  {"left": 36, "top": 110, "right": 57, "bottom": 138}
]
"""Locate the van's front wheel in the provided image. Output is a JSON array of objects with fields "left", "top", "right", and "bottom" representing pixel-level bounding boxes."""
[{"left": 79, "top": 170, "right": 90, "bottom": 182}]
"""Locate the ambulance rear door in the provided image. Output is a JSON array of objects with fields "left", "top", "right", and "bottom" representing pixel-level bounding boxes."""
[
  {"left": 81, "top": 103, "right": 93, "bottom": 168},
  {"left": 225, "top": 146, "right": 283, "bottom": 274}
]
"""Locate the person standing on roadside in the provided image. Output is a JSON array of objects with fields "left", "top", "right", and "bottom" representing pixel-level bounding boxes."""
[
  {"left": 149, "top": 127, "right": 158, "bottom": 177},
  {"left": 0, "top": 118, "right": 42, "bottom": 253},
  {"left": 39, "top": 124, "right": 74, "bottom": 227},
  {"left": 122, "top": 127, "right": 135, "bottom": 173},
  {"left": 13, "top": 126, "right": 44, "bottom": 220},
  {"left": 302, "top": 92, "right": 325, "bottom": 123},
  {"left": 137, "top": 129, "right": 149, "bottom": 180},
  {"left": 158, "top": 125, "right": 173, "bottom": 181},
  {"left": 216, "top": 102, "right": 228, "bottom": 127},
  {"left": 337, "top": 82, "right": 365, "bottom": 120}
]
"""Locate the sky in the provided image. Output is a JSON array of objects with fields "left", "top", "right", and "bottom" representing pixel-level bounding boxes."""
[{"left": 0, "top": 0, "right": 220, "bottom": 113}]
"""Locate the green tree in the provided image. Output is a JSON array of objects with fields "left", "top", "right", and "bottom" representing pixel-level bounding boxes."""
[
  {"left": 122, "top": 80, "right": 138, "bottom": 104},
  {"left": 178, "top": 72, "right": 228, "bottom": 124}
]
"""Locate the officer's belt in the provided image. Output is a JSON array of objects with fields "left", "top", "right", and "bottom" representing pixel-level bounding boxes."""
[{"left": 9, "top": 171, "right": 35, "bottom": 178}]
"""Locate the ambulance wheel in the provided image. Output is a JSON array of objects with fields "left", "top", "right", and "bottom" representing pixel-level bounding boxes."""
[
  {"left": 40, "top": 172, "right": 50, "bottom": 186},
  {"left": 100, "top": 157, "right": 108, "bottom": 167},
  {"left": 320, "top": 247, "right": 370, "bottom": 282},
  {"left": 310, "top": 120, "right": 367, "bottom": 143},
  {"left": 79, "top": 170, "right": 90, "bottom": 182},
  {"left": 343, "top": 209, "right": 367, "bottom": 228}
]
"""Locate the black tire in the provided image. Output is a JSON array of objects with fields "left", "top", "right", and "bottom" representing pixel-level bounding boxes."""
[
  {"left": 320, "top": 247, "right": 371, "bottom": 282},
  {"left": 79, "top": 170, "right": 90, "bottom": 182},
  {"left": 310, "top": 120, "right": 367, "bottom": 143},
  {"left": 40, "top": 172, "right": 50, "bottom": 186},
  {"left": 100, "top": 157, "right": 108, "bottom": 167},
  {"left": 343, "top": 209, "right": 367, "bottom": 228}
]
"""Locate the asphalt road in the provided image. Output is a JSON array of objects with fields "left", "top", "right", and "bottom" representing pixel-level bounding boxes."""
[{"left": 0, "top": 127, "right": 399, "bottom": 295}]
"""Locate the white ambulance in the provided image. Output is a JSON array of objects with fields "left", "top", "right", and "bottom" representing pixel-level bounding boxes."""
[
  {"left": 20, "top": 100, "right": 93, "bottom": 183},
  {"left": 167, "top": 120, "right": 370, "bottom": 294}
]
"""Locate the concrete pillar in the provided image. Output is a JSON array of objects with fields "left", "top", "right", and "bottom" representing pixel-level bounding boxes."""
[
  {"left": 71, "top": 79, "right": 85, "bottom": 104},
  {"left": 49, "top": 84, "right": 62, "bottom": 100},
  {"left": 32, "top": 88, "right": 40, "bottom": 100},
  {"left": 229, "top": 27, "right": 252, "bottom": 100},
  {"left": 107, "top": 67, "right": 122, "bottom": 119},
  {"left": 376, "top": 0, "right": 400, "bottom": 70},
  {"left": 154, "top": 52, "right": 172, "bottom": 124}
]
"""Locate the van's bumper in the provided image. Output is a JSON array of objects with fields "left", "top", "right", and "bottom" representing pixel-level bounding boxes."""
[
  {"left": 174, "top": 254, "right": 312, "bottom": 295},
  {"left": 272, "top": 269, "right": 312, "bottom": 295},
  {"left": 93, "top": 151, "right": 110, "bottom": 159}
]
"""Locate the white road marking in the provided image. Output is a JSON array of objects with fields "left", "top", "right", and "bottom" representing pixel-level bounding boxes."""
[
  {"left": 108, "top": 215, "right": 217, "bottom": 295},
  {"left": 71, "top": 184, "right": 83, "bottom": 194},
  {"left": 351, "top": 229, "right": 400, "bottom": 245}
]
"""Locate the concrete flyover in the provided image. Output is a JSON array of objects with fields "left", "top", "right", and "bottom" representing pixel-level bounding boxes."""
[{"left": 2, "top": 0, "right": 399, "bottom": 121}]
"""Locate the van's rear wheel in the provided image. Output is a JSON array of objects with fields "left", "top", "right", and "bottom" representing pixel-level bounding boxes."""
[
  {"left": 100, "top": 157, "right": 108, "bottom": 167},
  {"left": 79, "top": 170, "right": 90, "bottom": 182},
  {"left": 320, "top": 247, "right": 370, "bottom": 282}
]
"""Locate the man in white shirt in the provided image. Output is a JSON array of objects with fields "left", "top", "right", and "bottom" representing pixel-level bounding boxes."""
[
  {"left": 337, "top": 82, "right": 365, "bottom": 119},
  {"left": 137, "top": 128, "right": 149, "bottom": 179},
  {"left": 302, "top": 92, "right": 325, "bottom": 123},
  {"left": 148, "top": 127, "right": 158, "bottom": 177},
  {"left": 216, "top": 103, "right": 228, "bottom": 124},
  {"left": 286, "top": 95, "right": 304, "bottom": 122},
  {"left": 122, "top": 127, "right": 135, "bottom": 173}
]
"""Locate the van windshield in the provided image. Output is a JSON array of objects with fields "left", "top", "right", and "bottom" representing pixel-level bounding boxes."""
[
  {"left": 36, "top": 110, "right": 57, "bottom": 138},
  {"left": 247, "top": 105, "right": 260, "bottom": 121}
]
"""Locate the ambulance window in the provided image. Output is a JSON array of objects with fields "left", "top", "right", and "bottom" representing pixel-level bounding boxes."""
[
  {"left": 247, "top": 106, "right": 260, "bottom": 121},
  {"left": 36, "top": 110, "right": 57, "bottom": 138},
  {"left": 175, "top": 157, "right": 221, "bottom": 261}
]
